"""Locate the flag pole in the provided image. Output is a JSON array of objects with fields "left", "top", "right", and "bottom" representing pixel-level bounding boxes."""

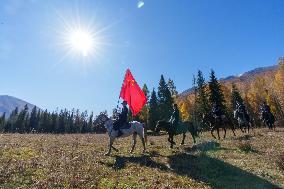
[{"left": 117, "top": 69, "right": 128, "bottom": 108}]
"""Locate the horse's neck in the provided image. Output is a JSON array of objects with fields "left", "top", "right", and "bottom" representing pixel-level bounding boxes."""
[
  {"left": 161, "top": 121, "right": 171, "bottom": 129},
  {"left": 105, "top": 120, "right": 113, "bottom": 131}
]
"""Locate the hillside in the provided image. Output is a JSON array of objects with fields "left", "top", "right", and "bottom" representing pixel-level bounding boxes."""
[
  {"left": 179, "top": 64, "right": 278, "bottom": 97},
  {"left": 0, "top": 95, "right": 37, "bottom": 117}
]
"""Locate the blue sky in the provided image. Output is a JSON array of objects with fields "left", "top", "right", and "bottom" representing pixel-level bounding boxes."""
[{"left": 1, "top": 0, "right": 284, "bottom": 114}]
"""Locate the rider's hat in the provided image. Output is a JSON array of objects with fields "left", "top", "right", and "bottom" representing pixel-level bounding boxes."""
[{"left": 121, "top": 101, "right": 127, "bottom": 105}]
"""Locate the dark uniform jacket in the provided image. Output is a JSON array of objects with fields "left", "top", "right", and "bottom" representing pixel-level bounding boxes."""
[
  {"left": 113, "top": 105, "right": 128, "bottom": 130},
  {"left": 170, "top": 108, "right": 180, "bottom": 125},
  {"left": 119, "top": 106, "right": 128, "bottom": 124}
]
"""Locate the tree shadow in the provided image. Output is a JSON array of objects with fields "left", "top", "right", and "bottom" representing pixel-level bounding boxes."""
[
  {"left": 187, "top": 141, "right": 230, "bottom": 153},
  {"left": 168, "top": 152, "right": 281, "bottom": 189},
  {"left": 100, "top": 144, "right": 281, "bottom": 189},
  {"left": 235, "top": 134, "right": 253, "bottom": 141}
]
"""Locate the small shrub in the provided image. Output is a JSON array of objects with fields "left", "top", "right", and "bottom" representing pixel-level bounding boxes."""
[{"left": 237, "top": 141, "right": 253, "bottom": 153}]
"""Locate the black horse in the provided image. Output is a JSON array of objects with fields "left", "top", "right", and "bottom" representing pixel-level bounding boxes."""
[
  {"left": 233, "top": 109, "right": 252, "bottom": 133},
  {"left": 155, "top": 120, "right": 198, "bottom": 148},
  {"left": 202, "top": 113, "right": 236, "bottom": 140},
  {"left": 261, "top": 111, "right": 275, "bottom": 130}
]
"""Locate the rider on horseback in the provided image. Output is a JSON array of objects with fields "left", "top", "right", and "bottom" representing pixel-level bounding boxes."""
[
  {"left": 113, "top": 101, "right": 128, "bottom": 137},
  {"left": 169, "top": 104, "right": 180, "bottom": 133},
  {"left": 212, "top": 102, "right": 223, "bottom": 122},
  {"left": 236, "top": 101, "right": 250, "bottom": 122},
  {"left": 261, "top": 101, "right": 274, "bottom": 122}
]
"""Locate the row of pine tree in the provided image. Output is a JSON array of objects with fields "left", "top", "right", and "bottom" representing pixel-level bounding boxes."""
[{"left": 0, "top": 106, "right": 107, "bottom": 133}]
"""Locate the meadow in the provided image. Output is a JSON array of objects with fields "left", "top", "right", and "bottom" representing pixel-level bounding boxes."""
[{"left": 0, "top": 128, "right": 283, "bottom": 189}]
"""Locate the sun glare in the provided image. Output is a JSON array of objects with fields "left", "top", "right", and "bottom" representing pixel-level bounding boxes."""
[{"left": 68, "top": 29, "right": 94, "bottom": 57}]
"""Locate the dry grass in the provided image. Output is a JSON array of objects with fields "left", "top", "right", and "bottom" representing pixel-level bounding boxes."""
[
  {"left": 0, "top": 128, "right": 283, "bottom": 189},
  {"left": 276, "top": 153, "right": 284, "bottom": 171}
]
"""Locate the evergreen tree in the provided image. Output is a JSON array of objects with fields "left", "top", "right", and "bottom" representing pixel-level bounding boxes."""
[
  {"left": 80, "top": 111, "right": 88, "bottom": 133},
  {"left": 135, "top": 84, "right": 150, "bottom": 124},
  {"left": 195, "top": 70, "right": 210, "bottom": 120},
  {"left": 208, "top": 70, "right": 226, "bottom": 113},
  {"left": 148, "top": 89, "right": 159, "bottom": 131},
  {"left": 157, "top": 75, "right": 173, "bottom": 120},
  {"left": 167, "top": 78, "right": 178, "bottom": 98},
  {"left": 68, "top": 109, "right": 75, "bottom": 133},
  {"left": 88, "top": 112, "right": 94, "bottom": 132},
  {"left": 142, "top": 84, "right": 150, "bottom": 101},
  {"left": 39, "top": 110, "right": 50, "bottom": 133},
  {"left": 15, "top": 104, "right": 29, "bottom": 133},
  {"left": 10, "top": 107, "right": 19, "bottom": 132},
  {"left": 51, "top": 111, "right": 58, "bottom": 133},
  {"left": 29, "top": 106, "right": 38, "bottom": 132},
  {"left": 0, "top": 113, "right": 5, "bottom": 132},
  {"left": 74, "top": 109, "right": 81, "bottom": 133},
  {"left": 57, "top": 110, "right": 66, "bottom": 133}
]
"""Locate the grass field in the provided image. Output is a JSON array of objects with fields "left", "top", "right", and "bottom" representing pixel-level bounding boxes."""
[{"left": 0, "top": 128, "right": 283, "bottom": 189}]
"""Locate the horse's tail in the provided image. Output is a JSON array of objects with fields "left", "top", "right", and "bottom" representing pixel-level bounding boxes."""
[{"left": 142, "top": 123, "right": 147, "bottom": 145}]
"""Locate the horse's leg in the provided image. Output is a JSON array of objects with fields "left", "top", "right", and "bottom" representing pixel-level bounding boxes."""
[
  {"left": 111, "top": 146, "right": 119, "bottom": 152},
  {"left": 240, "top": 124, "right": 245, "bottom": 133},
  {"left": 211, "top": 126, "right": 216, "bottom": 139},
  {"left": 217, "top": 127, "right": 220, "bottom": 140},
  {"left": 171, "top": 133, "right": 176, "bottom": 145},
  {"left": 170, "top": 134, "right": 174, "bottom": 148},
  {"left": 191, "top": 131, "right": 196, "bottom": 144},
  {"left": 273, "top": 122, "right": 276, "bottom": 131},
  {"left": 138, "top": 131, "right": 146, "bottom": 153},
  {"left": 181, "top": 133, "right": 186, "bottom": 145},
  {"left": 168, "top": 136, "right": 171, "bottom": 143},
  {"left": 247, "top": 123, "right": 250, "bottom": 133},
  {"left": 130, "top": 133, "right": 137, "bottom": 154},
  {"left": 105, "top": 137, "right": 114, "bottom": 156},
  {"left": 231, "top": 126, "right": 236, "bottom": 136},
  {"left": 223, "top": 127, "right": 226, "bottom": 139}
]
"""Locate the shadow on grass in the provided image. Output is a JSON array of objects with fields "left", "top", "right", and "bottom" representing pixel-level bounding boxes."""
[
  {"left": 168, "top": 152, "right": 281, "bottom": 189},
  {"left": 105, "top": 149, "right": 280, "bottom": 188},
  {"left": 235, "top": 134, "right": 253, "bottom": 141},
  {"left": 105, "top": 154, "right": 169, "bottom": 171},
  {"left": 187, "top": 141, "right": 230, "bottom": 153}
]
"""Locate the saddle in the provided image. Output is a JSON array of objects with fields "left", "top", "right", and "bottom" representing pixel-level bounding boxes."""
[{"left": 118, "top": 122, "right": 131, "bottom": 130}]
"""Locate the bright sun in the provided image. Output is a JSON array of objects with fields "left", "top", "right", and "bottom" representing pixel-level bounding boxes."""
[{"left": 68, "top": 29, "right": 94, "bottom": 57}]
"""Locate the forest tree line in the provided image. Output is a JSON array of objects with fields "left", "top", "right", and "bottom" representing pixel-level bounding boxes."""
[
  {"left": 134, "top": 58, "right": 284, "bottom": 131},
  {"left": 0, "top": 106, "right": 108, "bottom": 133},
  {"left": 0, "top": 58, "right": 283, "bottom": 133},
  {"left": 177, "top": 58, "right": 284, "bottom": 129}
]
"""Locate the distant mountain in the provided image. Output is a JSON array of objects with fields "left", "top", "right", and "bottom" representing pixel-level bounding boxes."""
[
  {"left": 0, "top": 95, "right": 37, "bottom": 118},
  {"left": 179, "top": 64, "right": 278, "bottom": 97}
]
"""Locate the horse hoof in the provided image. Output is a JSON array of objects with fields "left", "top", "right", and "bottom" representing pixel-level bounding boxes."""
[
  {"left": 180, "top": 143, "right": 184, "bottom": 145},
  {"left": 104, "top": 153, "right": 110, "bottom": 156}
]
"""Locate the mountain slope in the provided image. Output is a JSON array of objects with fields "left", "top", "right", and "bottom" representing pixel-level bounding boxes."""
[
  {"left": 179, "top": 64, "right": 278, "bottom": 97},
  {"left": 0, "top": 95, "right": 37, "bottom": 117}
]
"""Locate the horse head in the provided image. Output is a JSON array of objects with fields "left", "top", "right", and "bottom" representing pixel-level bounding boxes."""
[{"left": 94, "top": 113, "right": 111, "bottom": 132}]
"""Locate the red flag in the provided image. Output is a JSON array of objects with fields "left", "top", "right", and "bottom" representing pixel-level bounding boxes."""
[{"left": 120, "top": 69, "right": 147, "bottom": 116}]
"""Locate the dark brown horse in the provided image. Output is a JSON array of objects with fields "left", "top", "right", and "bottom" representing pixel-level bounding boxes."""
[
  {"left": 155, "top": 120, "right": 198, "bottom": 148},
  {"left": 202, "top": 113, "right": 236, "bottom": 140},
  {"left": 260, "top": 111, "right": 276, "bottom": 130}
]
